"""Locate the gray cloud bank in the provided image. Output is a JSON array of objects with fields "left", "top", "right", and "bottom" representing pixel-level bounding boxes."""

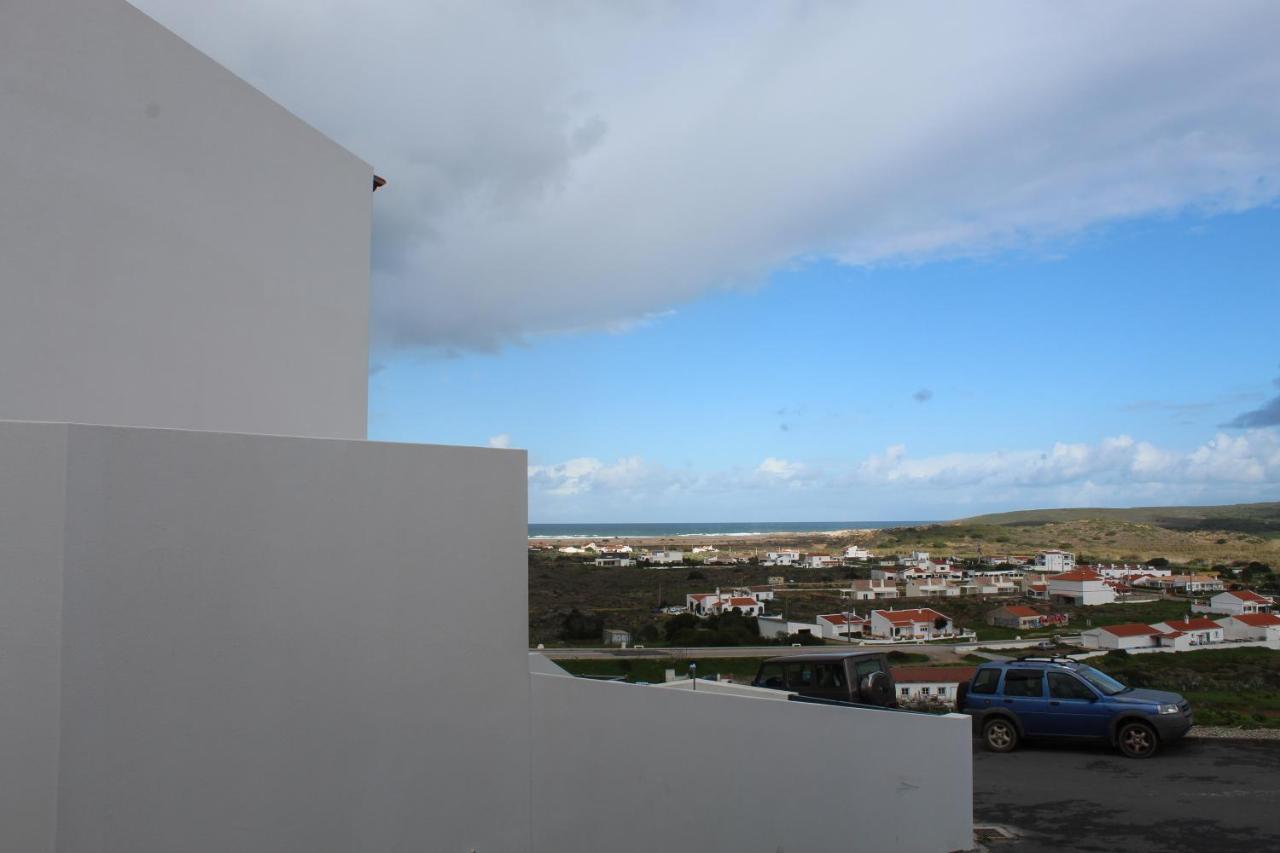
[{"left": 137, "top": 1, "right": 1280, "bottom": 353}]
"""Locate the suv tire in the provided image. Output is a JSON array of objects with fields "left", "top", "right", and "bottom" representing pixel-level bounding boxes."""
[
  {"left": 983, "top": 717, "right": 1018, "bottom": 753},
  {"left": 1117, "top": 721, "right": 1158, "bottom": 759}
]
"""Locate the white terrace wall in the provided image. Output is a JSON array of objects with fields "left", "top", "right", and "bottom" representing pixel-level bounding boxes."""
[
  {"left": 530, "top": 669, "right": 973, "bottom": 853},
  {"left": 0, "top": 422, "right": 529, "bottom": 852},
  {"left": 0, "top": 0, "right": 371, "bottom": 439}
]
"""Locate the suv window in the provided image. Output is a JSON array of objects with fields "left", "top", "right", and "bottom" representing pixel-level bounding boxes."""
[
  {"left": 786, "top": 663, "right": 814, "bottom": 689},
  {"left": 853, "top": 658, "right": 883, "bottom": 681},
  {"left": 757, "top": 662, "right": 785, "bottom": 689},
  {"left": 815, "top": 663, "right": 846, "bottom": 688},
  {"left": 1048, "top": 672, "right": 1095, "bottom": 700},
  {"left": 971, "top": 668, "right": 1000, "bottom": 695},
  {"left": 1002, "top": 669, "right": 1044, "bottom": 697}
]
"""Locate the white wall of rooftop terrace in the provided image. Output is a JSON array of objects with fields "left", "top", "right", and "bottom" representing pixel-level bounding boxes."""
[
  {"left": 0, "top": 422, "right": 529, "bottom": 852},
  {"left": 0, "top": 0, "right": 371, "bottom": 439},
  {"left": 529, "top": 667, "right": 974, "bottom": 853}
]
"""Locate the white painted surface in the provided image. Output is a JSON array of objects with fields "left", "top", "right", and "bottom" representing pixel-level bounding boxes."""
[
  {"left": 0, "top": 0, "right": 371, "bottom": 438},
  {"left": 530, "top": 670, "right": 973, "bottom": 853},
  {"left": 1, "top": 423, "right": 529, "bottom": 852}
]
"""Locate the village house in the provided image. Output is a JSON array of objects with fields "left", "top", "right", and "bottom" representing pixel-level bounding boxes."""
[
  {"left": 801, "top": 553, "right": 839, "bottom": 569},
  {"left": 871, "top": 565, "right": 906, "bottom": 583},
  {"left": 842, "top": 545, "right": 874, "bottom": 561},
  {"left": 1150, "top": 617, "right": 1224, "bottom": 647},
  {"left": 1216, "top": 612, "right": 1280, "bottom": 642},
  {"left": 986, "top": 605, "right": 1067, "bottom": 631},
  {"left": 686, "top": 588, "right": 769, "bottom": 617},
  {"left": 869, "top": 608, "right": 956, "bottom": 641},
  {"left": 764, "top": 550, "right": 801, "bottom": 567},
  {"left": 1080, "top": 623, "right": 1162, "bottom": 650},
  {"left": 892, "top": 667, "right": 977, "bottom": 709},
  {"left": 602, "top": 628, "right": 632, "bottom": 646},
  {"left": 1035, "top": 549, "right": 1076, "bottom": 573},
  {"left": 1134, "top": 573, "right": 1225, "bottom": 594},
  {"left": 816, "top": 612, "right": 869, "bottom": 640},
  {"left": 644, "top": 549, "right": 684, "bottom": 565},
  {"left": 1026, "top": 582, "right": 1049, "bottom": 601},
  {"left": 1196, "top": 589, "right": 1275, "bottom": 616},
  {"left": 593, "top": 556, "right": 636, "bottom": 567},
  {"left": 756, "top": 616, "right": 821, "bottom": 640},
  {"left": 970, "top": 574, "right": 1018, "bottom": 595},
  {"left": 905, "top": 578, "right": 959, "bottom": 598},
  {"left": 1047, "top": 568, "right": 1116, "bottom": 606},
  {"left": 1093, "top": 563, "right": 1171, "bottom": 580},
  {"left": 747, "top": 585, "right": 776, "bottom": 602},
  {"left": 840, "top": 579, "right": 900, "bottom": 601}
]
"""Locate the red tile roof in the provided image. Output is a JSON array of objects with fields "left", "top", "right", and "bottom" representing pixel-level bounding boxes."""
[
  {"left": 727, "top": 597, "right": 757, "bottom": 607},
  {"left": 1100, "top": 623, "right": 1162, "bottom": 637},
  {"left": 1229, "top": 613, "right": 1280, "bottom": 627},
  {"left": 1155, "top": 617, "right": 1221, "bottom": 632},
  {"left": 1049, "top": 569, "right": 1103, "bottom": 583},
  {"left": 1000, "top": 605, "right": 1041, "bottom": 618},
  {"left": 874, "top": 608, "right": 950, "bottom": 624},
  {"left": 1030, "top": 584, "right": 1048, "bottom": 592},
  {"left": 818, "top": 613, "right": 867, "bottom": 625},
  {"left": 1225, "top": 590, "right": 1274, "bottom": 604},
  {"left": 891, "top": 666, "right": 976, "bottom": 685}
]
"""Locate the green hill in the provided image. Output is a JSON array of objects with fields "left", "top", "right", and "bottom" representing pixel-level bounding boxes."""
[{"left": 955, "top": 502, "right": 1280, "bottom": 535}]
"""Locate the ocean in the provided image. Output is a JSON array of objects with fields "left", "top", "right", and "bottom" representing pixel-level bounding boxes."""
[{"left": 527, "top": 521, "right": 928, "bottom": 539}]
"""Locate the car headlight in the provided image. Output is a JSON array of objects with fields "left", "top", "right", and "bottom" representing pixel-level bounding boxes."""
[{"left": 1158, "top": 703, "right": 1181, "bottom": 715}]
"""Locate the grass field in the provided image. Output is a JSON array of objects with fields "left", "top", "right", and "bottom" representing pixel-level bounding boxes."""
[{"left": 1092, "top": 647, "right": 1280, "bottom": 728}]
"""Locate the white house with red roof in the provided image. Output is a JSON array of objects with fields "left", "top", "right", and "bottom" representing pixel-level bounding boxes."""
[
  {"left": 816, "top": 612, "right": 869, "bottom": 640},
  {"left": 868, "top": 607, "right": 956, "bottom": 640},
  {"left": 891, "top": 666, "right": 977, "bottom": 709},
  {"left": 1150, "top": 617, "right": 1224, "bottom": 647},
  {"left": 687, "top": 588, "right": 769, "bottom": 617},
  {"left": 1216, "top": 612, "right": 1280, "bottom": 643},
  {"left": 1080, "top": 623, "right": 1162, "bottom": 650},
  {"left": 1047, "top": 568, "right": 1116, "bottom": 606},
  {"left": 1196, "top": 589, "right": 1275, "bottom": 616}
]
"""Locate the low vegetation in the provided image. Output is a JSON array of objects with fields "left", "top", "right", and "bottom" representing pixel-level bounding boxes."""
[{"left": 1096, "top": 647, "right": 1280, "bottom": 729}]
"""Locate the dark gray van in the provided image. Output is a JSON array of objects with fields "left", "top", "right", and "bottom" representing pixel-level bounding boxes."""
[{"left": 752, "top": 651, "right": 898, "bottom": 707}]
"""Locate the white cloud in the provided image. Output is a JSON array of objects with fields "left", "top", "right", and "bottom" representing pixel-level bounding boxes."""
[
  {"left": 486, "top": 433, "right": 511, "bottom": 449},
  {"left": 756, "top": 457, "right": 803, "bottom": 480},
  {"left": 528, "top": 430, "right": 1280, "bottom": 518},
  {"left": 135, "top": 1, "right": 1280, "bottom": 352}
]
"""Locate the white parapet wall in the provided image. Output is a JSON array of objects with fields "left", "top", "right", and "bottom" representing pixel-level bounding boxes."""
[
  {"left": 0, "top": 421, "right": 530, "bottom": 853},
  {"left": 530, "top": 666, "right": 973, "bottom": 853}
]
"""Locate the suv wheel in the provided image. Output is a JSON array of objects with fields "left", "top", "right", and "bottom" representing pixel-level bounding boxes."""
[
  {"left": 1117, "top": 722, "right": 1158, "bottom": 759},
  {"left": 983, "top": 717, "right": 1018, "bottom": 753}
]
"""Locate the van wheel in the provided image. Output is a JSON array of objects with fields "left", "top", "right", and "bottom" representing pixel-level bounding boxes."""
[
  {"left": 983, "top": 718, "right": 1018, "bottom": 753},
  {"left": 1117, "top": 722, "right": 1158, "bottom": 759}
]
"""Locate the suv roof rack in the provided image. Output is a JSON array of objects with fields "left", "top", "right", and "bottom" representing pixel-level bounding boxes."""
[{"left": 1011, "top": 655, "right": 1079, "bottom": 666}]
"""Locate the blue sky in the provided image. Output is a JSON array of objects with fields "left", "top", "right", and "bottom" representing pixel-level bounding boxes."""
[
  {"left": 137, "top": 1, "right": 1280, "bottom": 521},
  {"left": 370, "top": 207, "right": 1280, "bottom": 521}
]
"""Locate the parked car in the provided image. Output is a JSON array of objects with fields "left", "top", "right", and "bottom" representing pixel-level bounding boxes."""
[
  {"left": 958, "top": 656, "right": 1192, "bottom": 758},
  {"left": 751, "top": 651, "right": 898, "bottom": 707}
]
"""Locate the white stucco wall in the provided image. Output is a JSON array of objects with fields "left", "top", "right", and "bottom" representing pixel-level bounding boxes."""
[
  {"left": 0, "top": 0, "right": 371, "bottom": 439},
  {"left": 530, "top": 670, "right": 973, "bottom": 853},
  {"left": 0, "top": 422, "right": 529, "bottom": 852}
]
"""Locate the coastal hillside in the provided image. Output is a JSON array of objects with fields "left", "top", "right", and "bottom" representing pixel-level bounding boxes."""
[{"left": 955, "top": 502, "right": 1280, "bottom": 534}]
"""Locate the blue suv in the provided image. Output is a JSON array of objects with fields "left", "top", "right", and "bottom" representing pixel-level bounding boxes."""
[{"left": 958, "top": 657, "right": 1192, "bottom": 758}]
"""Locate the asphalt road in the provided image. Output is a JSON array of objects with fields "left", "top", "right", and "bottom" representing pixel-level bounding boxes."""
[{"left": 973, "top": 736, "right": 1280, "bottom": 852}]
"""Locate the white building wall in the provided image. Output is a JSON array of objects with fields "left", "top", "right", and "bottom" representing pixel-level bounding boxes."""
[
  {"left": 0, "top": 0, "right": 371, "bottom": 439},
  {"left": 0, "top": 423, "right": 531, "bottom": 853},
  {"left": 530, "top": 671, "right": 973, "bottom": 853}
]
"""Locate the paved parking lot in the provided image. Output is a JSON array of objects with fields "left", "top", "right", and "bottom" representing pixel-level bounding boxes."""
[{"left": 973, "top": 736, "right": 1280, "bottom": 852}]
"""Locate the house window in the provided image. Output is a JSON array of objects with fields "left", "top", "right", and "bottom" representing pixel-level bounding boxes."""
[
  {"left": 921, "top": 687, "right": 931, "bottom": 696},
  {"left": 900, "top": 687, "right": 909, "bottom": 697}
]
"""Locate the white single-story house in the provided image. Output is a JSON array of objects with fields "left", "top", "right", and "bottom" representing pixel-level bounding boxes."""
[
  {"left": 756, "top": 616, "right": 821, "bottom": 640},
  {"left": 843, "top": 545, "right": 874, "bottom": 560},
  {"left": 816, "top": 612, "right": 868, "bottom": 640},
  {"left": 764, "top": 550, "right": 801, "bottom": 566},
  {"left": 593, "top": 556, "right": 635, "bottom": 567},
  {"left": 842, "top": 579, "right": 900, "bottom": 600},
  {"left": 1149, "top": 617, "right": 1224, "bottom": 647},
  {"left": 1216, "top": 612, "right": 1280, "bottom": 642},
  {"left": 746, "top": 585, "right": 775, "bottom": 601},
  {"left": 602, "top": 628, "right": 632, "bottom": 646},
  {"left": 801, "top": 554, "right": 839, "bottom": 569},
  {"left": 892, "top": 666, "right": 976, "bottom": 709},
  {"left": 1198, "top": 589, "right": 1275, "bottom": 616},
  {"left": 869, "top": 608, "right": 955, "bottom": 641},
  {"left": 1080, "top": 623, "right": 1162, "bottom": 650},
  {"left": 645, "top": 549, "right": 684, "bottom": 565}
]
